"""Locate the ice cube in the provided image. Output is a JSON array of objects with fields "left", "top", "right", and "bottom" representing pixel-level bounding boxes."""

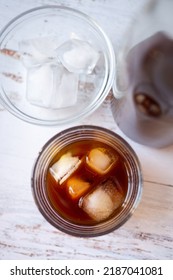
[
  {"left": 52, "top": 64, "right": 78, "bottom": 108},
  {"left": 66, "top": 176, "right": 90, "bottom": 200},
  {"left": 79, "top": 179, "right": 124, "bottom": 222},
  {"left": 26, "top": 64, "right": 54, "bottom": 107},
  {"left": 19, "top": 37, "right": 59, "bottom": 68},
  {"left": 57, "top": 39, "right": 100, "bottom": 74},
  {"left": 86, "top": 148, "right": 119, "bottom": 174},
  {"left": 26, "top": 63, "right": 78, "bottom": 109},
  {"left": 92, "top": 52, "right": 105, "bottom": 75},
  {"left": 49, "top": 152, "right": 82, "bottom": 185}
]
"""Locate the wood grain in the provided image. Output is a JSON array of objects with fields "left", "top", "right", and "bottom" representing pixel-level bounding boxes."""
[{"left": 0, "top": 0, "right": 173, "bottom": 260}]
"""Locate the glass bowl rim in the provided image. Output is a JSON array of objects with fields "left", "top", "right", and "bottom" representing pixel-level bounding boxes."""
[
  {"left": 0, "top": 5, "right": 115, "bottom": 126},
  {"left": 31, "top": 125, "right": 143, "bottom": 237}
]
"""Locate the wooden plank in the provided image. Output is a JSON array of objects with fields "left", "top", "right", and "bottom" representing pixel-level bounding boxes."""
[
  {"left": 0, "top": 0, "right": 172, "bottom": 260},
  {"left": 0, "top": 182, "right": 172, "bottom": 259}
]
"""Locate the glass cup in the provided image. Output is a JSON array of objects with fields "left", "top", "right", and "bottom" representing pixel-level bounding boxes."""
[
  {"left": 32, "top": 125, "right": 142, "bottom": 237},
  {"left": 112, "top": 0, "right": 173, "bottom": 148}
]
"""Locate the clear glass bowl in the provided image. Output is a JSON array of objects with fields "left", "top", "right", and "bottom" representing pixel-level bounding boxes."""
[
  {"left": 0, "top": 6, "right": 115, "bottom": 126},
  {"left": 32, "top": 125, "right": 142, "bottom": 237}
]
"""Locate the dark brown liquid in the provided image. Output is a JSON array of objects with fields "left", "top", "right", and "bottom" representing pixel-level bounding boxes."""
[{"left": 46, "top": 140, "right": 128, "bottom": 225}]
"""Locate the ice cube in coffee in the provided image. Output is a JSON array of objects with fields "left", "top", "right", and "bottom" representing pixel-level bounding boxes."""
[
  {"left": 79, "top": 178, "right": 124, "bottom": 222},
  {"left": 47, "top": 141, "right": 128, "bottom": 225},
  {"left": 49, "top": 152, "right": 82, "bottom": 185},
  {"left": 86, "top": 147, "right": 118, "bottom": 174},
  {"left": 66, "top": 177, "right": 91, "bottom": 200}
]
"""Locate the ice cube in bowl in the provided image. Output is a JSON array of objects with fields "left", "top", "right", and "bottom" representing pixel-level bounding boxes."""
[
  {"left": 19, "top": 36, "right": 59, "bottom": 67},
  {"left": 57, "top": 38, "right": 100, "bottom": 74},
  {"left": 27, "top": 63, "right": 79, "bottom": 109}
]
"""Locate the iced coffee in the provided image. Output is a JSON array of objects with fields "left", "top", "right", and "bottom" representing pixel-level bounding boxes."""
[
  {"left": 47, "top": 141, "right": 127, "bottom": 225},
  {"left": 32, "top": 126, "right": 142, "bottom": 237}
]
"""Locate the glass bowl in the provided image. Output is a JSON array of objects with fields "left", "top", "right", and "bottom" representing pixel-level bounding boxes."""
[
  {"left": 32, "top": 125, "right": 142, "bottom": 237},
  {"left": 0, "top": 6, "right": 115, "bottom": 126}
]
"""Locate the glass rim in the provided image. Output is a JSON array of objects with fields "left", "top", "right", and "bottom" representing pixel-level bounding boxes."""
[
  {"left": 0, "top": 6, "right": 115, "bottom": 126},
  {"left": 31, "top": 125, "right": 143, "bottom": 237}
]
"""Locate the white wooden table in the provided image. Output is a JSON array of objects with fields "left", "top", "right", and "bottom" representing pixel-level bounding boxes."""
[{"left": 0, "top": 0, "right": 173, "bottom": 260}]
